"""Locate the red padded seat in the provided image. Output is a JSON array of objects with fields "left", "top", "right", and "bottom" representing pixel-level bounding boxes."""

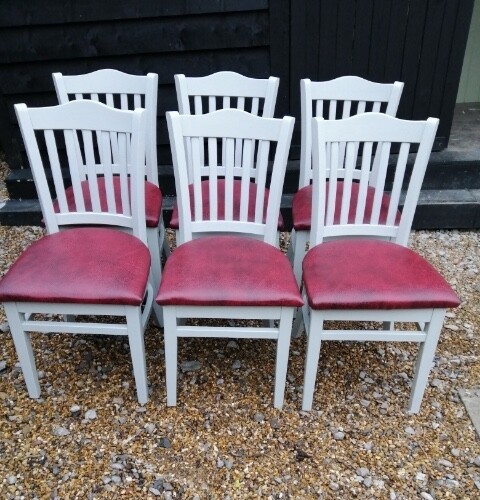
[
  {"left": 0, "top": 228, "right": 150, "bottom": 306},
  {"left": 57, "top": 177, "right": 162, "bottom": 227},
  {"left": 156, "top": 236, "right": 303, "bottom": 307},
  {"left": 292, "top": 182, "right": 399, "bottom": 231},
  {"left": 169, "top": 179, "right": 284, "bottom": 230},
  {"left": 302, "top": 239, "right": 460, "bottom": 310}
]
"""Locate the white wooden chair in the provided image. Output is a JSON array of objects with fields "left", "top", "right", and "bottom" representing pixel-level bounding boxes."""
[
  {"left": 53, "top": 69, "right": 168, "bottom": 315},
  {"left": 289, "top": 76, "right": 404, "bottom": 284},
  {"left": 171, "top": 71, "right": 282, "bottom": 243},
  {"left": 300, "top": 113, "right": 460, "bottom": 413},
  {"left": 157, "top": 109, "right": 302, "bottom": 408},
  {"left": 0, "top": 100, "right": 154, "bottom": 404}
]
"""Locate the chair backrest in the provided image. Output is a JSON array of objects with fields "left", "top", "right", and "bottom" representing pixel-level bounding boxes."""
[
  {"left": 300, "top": 76, "right": 404, "bottom": 188},
  {"left": 167, "top": 109, "right": 294, "bottom": 246},
  {"left": 175, "top": 71, "right": 279, "bottom": 117},
  {"left": 15, "top": 100, "right": 147, "bottom": 243},
  {"left": 175, "top": 72, "right": 280, "bottom": 179},
  {"left": 53, "top": 69, "right": 158, "bottom": 185},
  {"left": 310, "top": 113, "right": 438, "bottom": 247}
]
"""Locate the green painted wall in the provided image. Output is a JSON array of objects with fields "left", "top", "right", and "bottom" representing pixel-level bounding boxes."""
[{"left": 457, "top": 0, "right": 480, "bottom": 103}]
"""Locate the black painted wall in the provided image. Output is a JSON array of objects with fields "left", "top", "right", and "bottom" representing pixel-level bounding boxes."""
[{"left": 0, "top": 0, "right": 474, "bottom": 173}]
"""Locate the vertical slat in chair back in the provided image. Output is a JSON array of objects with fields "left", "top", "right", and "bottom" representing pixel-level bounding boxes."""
[
  {"left": 300, "top": 77, "right": 404, "bottom": 188},
  {"left": 167, "top": 109, "right": 294, "bottom": 246},
  {"left": 174, "top": 72, "right": 279, "bottom": 182},
  {"left": 310, "top": 113, "right": 438, "bottom": 247},
  {"left": 53, "top": 70, "right": 158, "bottom": 185},
  {"left": 15, "top": 100, "right": 147, "bottom": 244}
]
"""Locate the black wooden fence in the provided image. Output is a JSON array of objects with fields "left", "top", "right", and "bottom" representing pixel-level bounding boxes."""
[{"left": 0, "top": 0, "right": 475, "bottom": 203}]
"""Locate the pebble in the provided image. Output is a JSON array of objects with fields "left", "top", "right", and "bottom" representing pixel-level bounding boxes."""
[
  {"left": 232, "top": 360, "right": 242, "bottom": 370},
  {"left": 149, "top": 487, "right": 161, "bottom": 496},
  {"left": 438, "top": 458, "right": 454, "bottom": 468},
  {"left": 69, "top": 404, "right": 81, "bottom": 415},
  {"left": 159, "top": 437, "right": 172, "bottom": 449},
  {"left": 363, "top": 477, "right": 372, "bottom": 488},
  {"left": 180, "top": 360, "right": 201, "bottom": 372},
  {"left": 253, "top": 412, "right": 264, "bottom": 423},
  {"left": 226, "top": 341, "right": 238, "bottom": 349},
  {"left": 363, "top": 442, "right": 373, "bottom": 451},
  {"left": 333, "top": 432, "right": 345, "bottom": 441},
  {"left": 360, "top": 399, "right": 370, "bottom": 407},
  {"left": 356, "top": 467, "right": 369, "bottom": 477},
  {"left": 405, "top": 426, "right": 415, "bottom": 435},
  {"left": 329, "top": 482, "right": 340, "bottom": 491},
  {"left": 85, "top": 409, "right": 97, "bottom": 420},
  {"left": 270, "top": 418, "right": 280, "bottom": 429},
  {"left": 0, "top": 322, "right": 9, "bottom": 333},
  {"left": 7, "top": 475, "right": 16, "bottom": 485},
  {"left": 0, "top": 361, "right": 6, "bottom": 372},
  {"left": 145, "top": 423, "right": 156, "bottom": 434},
  {"left": 52, "top": 426, "right": 70, "bottom": 437},
  {"left": 473, "top": 456, "right": 480, "bottom": 467},
  {"left": 420, "top": 493, "right": 434, "bottom": 500}
]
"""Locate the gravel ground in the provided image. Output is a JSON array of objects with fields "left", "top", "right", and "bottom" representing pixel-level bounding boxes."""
[{"left": 0, "top": 159, "right": 479, "bottom": 498}]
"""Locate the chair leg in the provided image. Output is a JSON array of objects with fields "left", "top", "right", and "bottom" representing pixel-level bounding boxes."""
[
  {"left": 292, "top": 306, "right": 305, "bottom": 339},
  {"left": 159, "top": 219, "right": 171, "bottom": 258},
  {"left": 408, "top": 308, "right": 445, "bottom": 414},
  {"left": 4, "top": 303, "right": 41, "bottom": 398},
  {"left": 286, "top": 228, "right": 296, "bottom": 262},
  {"left": 147, "top": 228, "right": 163, "bottom": 327},
  {"left": 273, "top": 307, "right": 294, "bottom": 409},
  {"left": 302, "top": 310, "right": 324, "bottom": 411},
  {"left": 126, "top": 306, "right": 149, "bottom": 405},
  {"left": 163, "top": 306, "right": 178, "bottom": 406},
  {"left": 292, "top": 230, "right": 308, "bottom": 287}
]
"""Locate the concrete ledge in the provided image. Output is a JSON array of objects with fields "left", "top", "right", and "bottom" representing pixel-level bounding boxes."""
[{"left": 1, "top": 190, "right": 479, "bottom": 229}]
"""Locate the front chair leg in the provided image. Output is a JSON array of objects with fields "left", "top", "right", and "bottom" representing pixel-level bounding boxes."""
[
  {"left": 126, "top": 306, "right": 149, "bottom": 405},
  {"left": 302, "top": 311, "right": 324, "bottom": 411},
  {"left": 163, "top": 306, "right": 178, "bottom": 406},
  {"left": 408, "top": 308, "right": 445, "bottom": 414},
  {"left": 4, "top": 302, "right": 41, "bottom": 398},
  {"left": 274, "top": 307, "right": 294, "bottom": 409}
]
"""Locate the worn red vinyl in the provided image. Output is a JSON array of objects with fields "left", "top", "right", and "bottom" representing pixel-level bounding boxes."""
[
  {"left": 157, "top": 236, "right": 302, "bottom": 307},
  {"left": 0, "top": 228, "right": 151, "bottom": 305},
  {"left": 302, "top": 239, "right": 460, "bottom": 310}
]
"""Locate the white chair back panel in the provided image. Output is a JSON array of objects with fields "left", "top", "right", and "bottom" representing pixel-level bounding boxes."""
[
  {"left": 53, "top": 70, "right": 158, "bottom": 185},
  {"left": 15, "top": 101, "right": 147, "bottom": 242},
  {"left": 175, "top": 72, "right": 279, "bottom": 186},
  {"left": 310, "top": 113, "right": 439, "bottom": 247},
  {"left": 54, "top": 69, "right": 154, "bottom": 97},
  {"left": 300, "top": 77, "right": 404, "bottom": 188},
  {"left": 167, "top": 109, "right": 294, "bottom": 245},
  {"left": 309, "top": 76, "right": 403, "bottom": 107}
]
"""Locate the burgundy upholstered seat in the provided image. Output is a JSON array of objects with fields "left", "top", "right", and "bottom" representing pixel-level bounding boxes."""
[
  {"left": 302, "top": 239, "right": 460, "bottom": 310},
  {"left": 157, "top": 236, "right": 303, "bottom": 307},
  {"left": 58, "top": 177, "right": 162, "bottom": 227},
  {"left": 292, "top": 182, "right": 399, "bottom": 231},
  {"left": 0, "top": 228, "right": 151, "bottom": 306},
  {"left": 169, "top": 179, "right": 284, "bottom": 230}
]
